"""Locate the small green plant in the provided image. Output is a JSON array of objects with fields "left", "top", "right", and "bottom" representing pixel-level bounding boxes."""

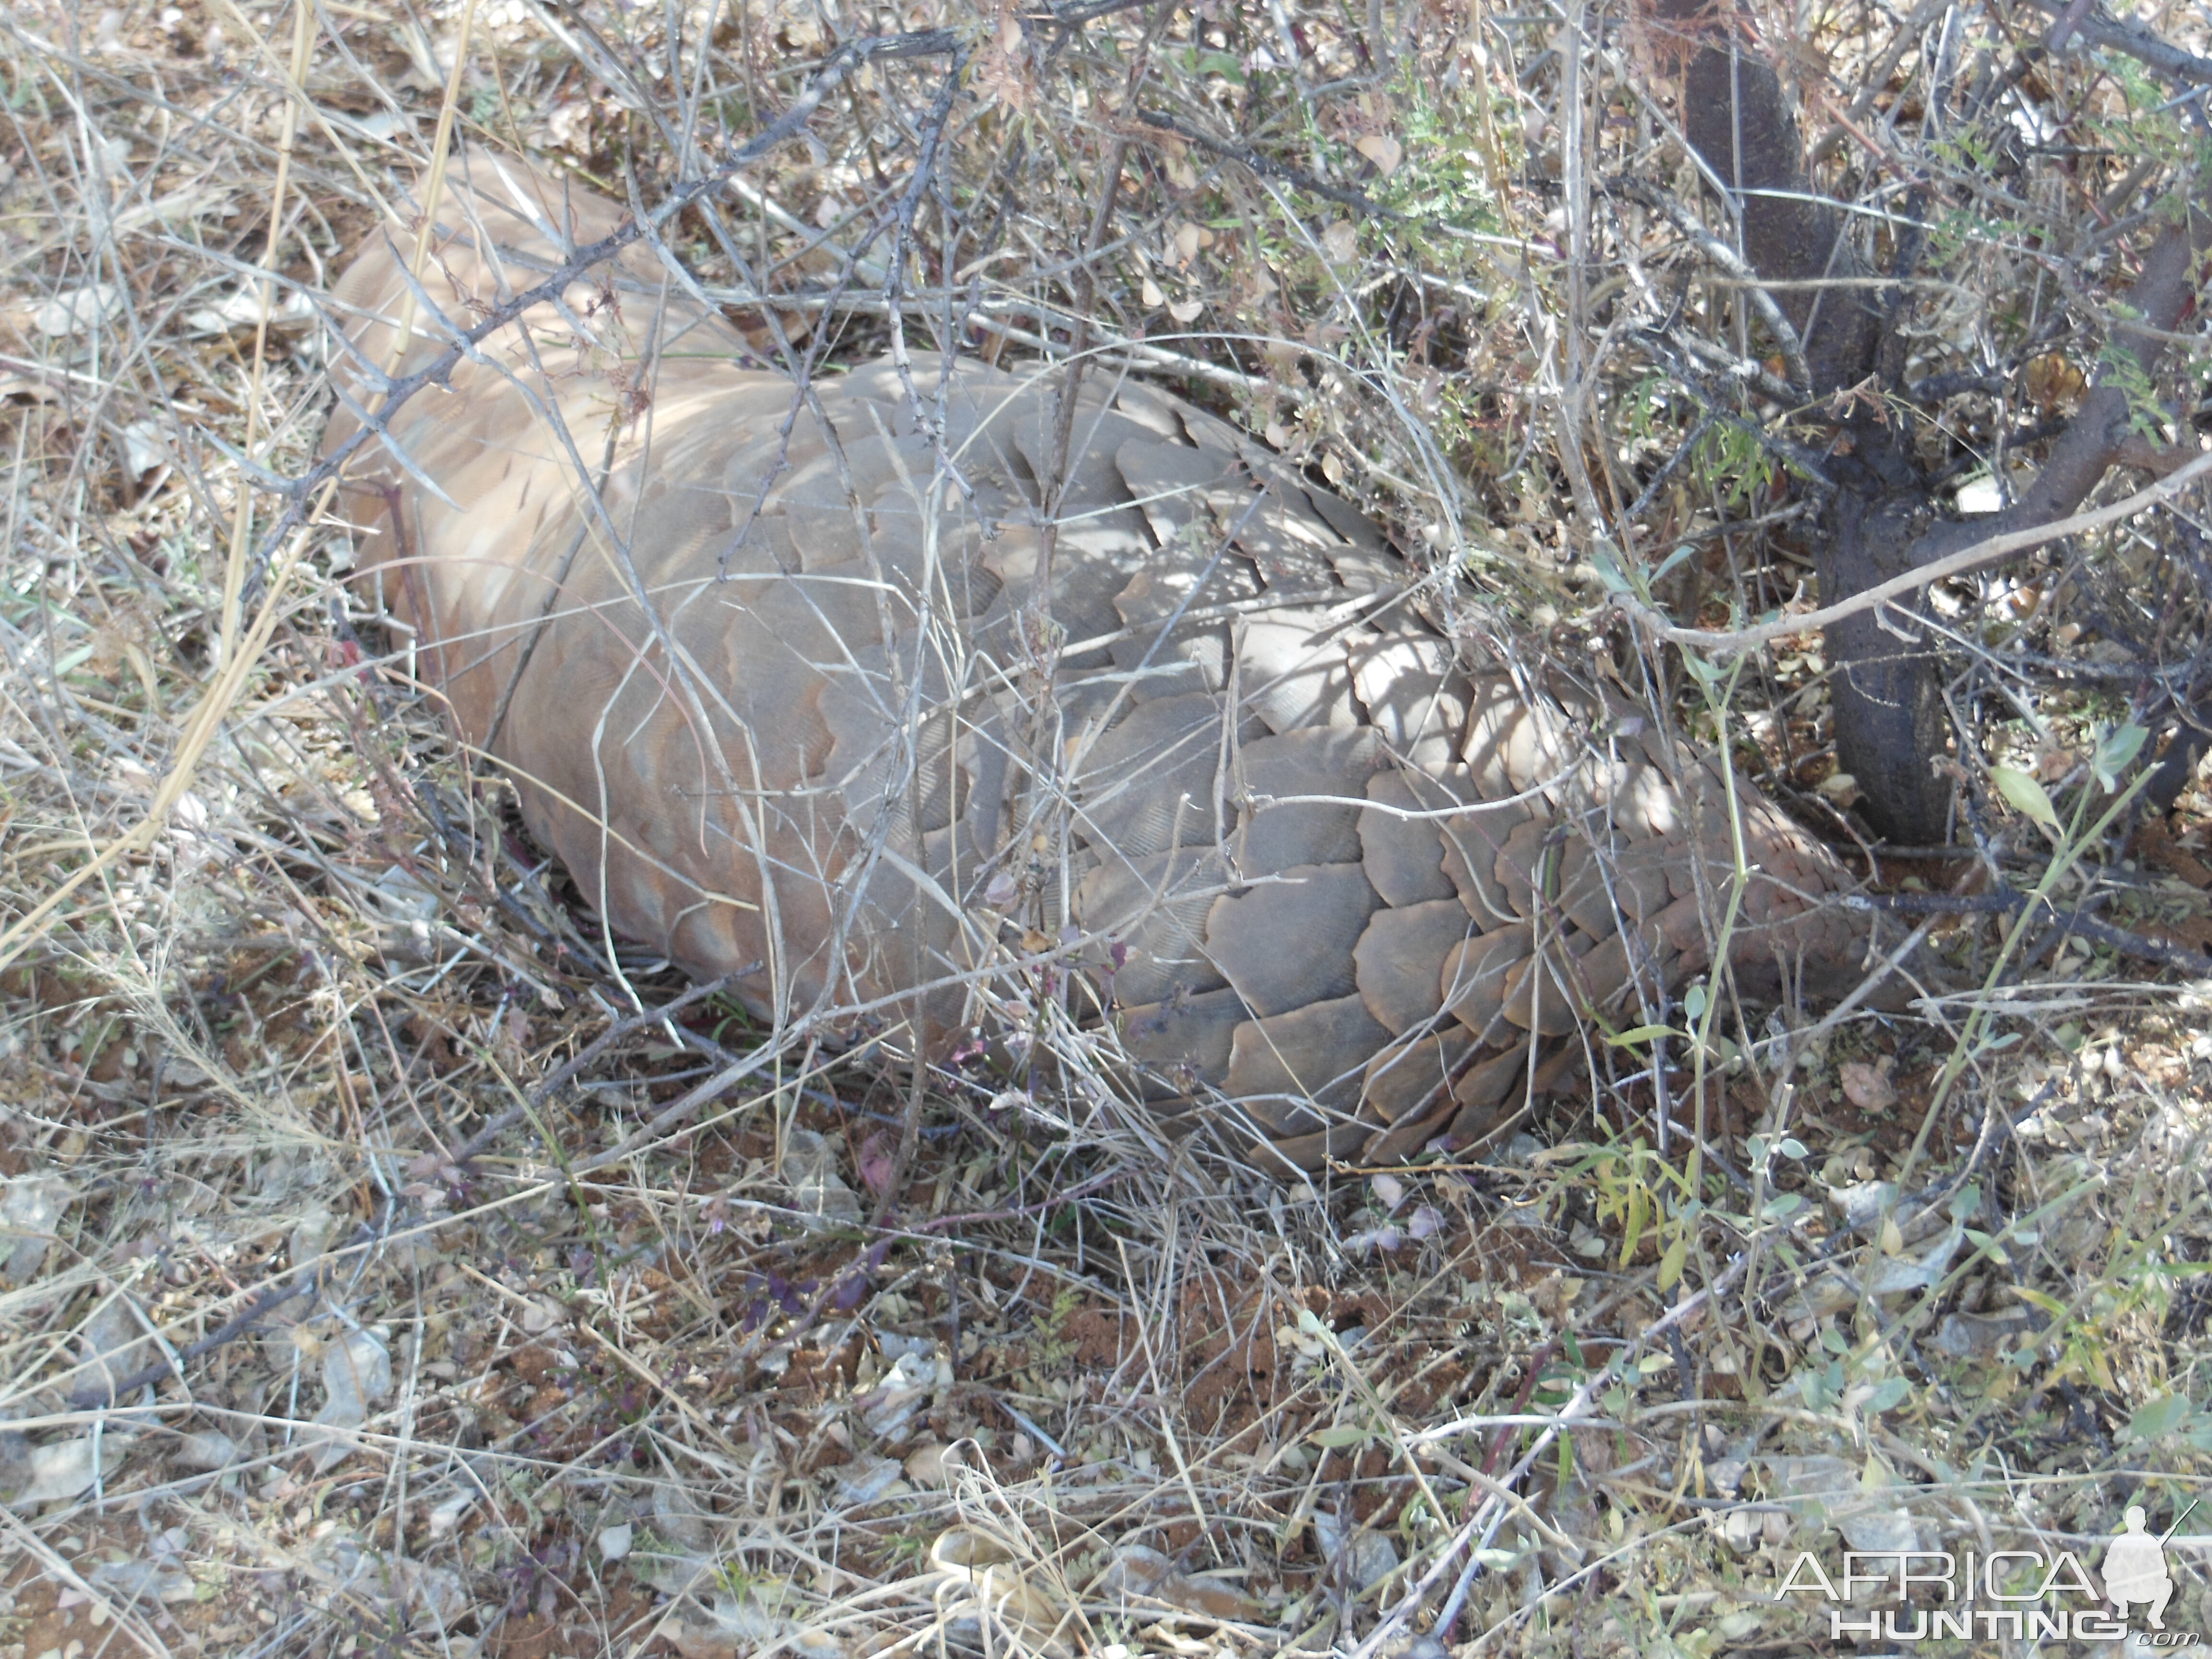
[{"left": 1032, "top": 1284, "right": 1084, "bottom": 1367}]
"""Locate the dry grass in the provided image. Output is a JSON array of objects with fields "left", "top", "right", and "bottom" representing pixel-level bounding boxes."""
[{"left": 2, "top": 1, "right": 2212, "bottom": 1657}]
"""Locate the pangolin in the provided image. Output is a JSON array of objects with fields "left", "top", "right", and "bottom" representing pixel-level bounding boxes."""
[{"left": 322, "top": 153, "right": 1887, "bottom": 1172}]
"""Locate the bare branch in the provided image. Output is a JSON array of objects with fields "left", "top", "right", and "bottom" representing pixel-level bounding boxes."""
[{"left": 1614, "top": 445, "right": 2212, "bottom": 651}]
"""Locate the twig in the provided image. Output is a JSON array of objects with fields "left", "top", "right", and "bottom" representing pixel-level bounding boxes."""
[
  {"left": 1611, "top": 178, "right": 1811, "bottom": 398},
  {"left": 1346, "top": 1262, "right": 1745, "bottom": 1659},
  {"left": 1131, "top": 108, "right": 1401, "bottom": 221},
  {"left": 1843, "top": 890, "right": 2212, "bottom": 976},
  {"left": 64, "top": 1278, "right": 319, "bottom": 1410},
  {"left": 1614, "top": 445, "right": 2212, "bottom": 653},
  {"left": 444, "top": 971, "right": 752, "bottom": 1166},
  {"left": 2011, "top": 0, "right": 2212, "bottom": 84}
]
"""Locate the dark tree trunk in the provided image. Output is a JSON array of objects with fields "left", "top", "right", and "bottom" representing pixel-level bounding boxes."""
[{"left": 1647, "top": 0, "right": 2211, "bottom": 843}]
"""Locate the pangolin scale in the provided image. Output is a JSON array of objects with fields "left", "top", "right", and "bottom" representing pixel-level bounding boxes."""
[{"left": 323, "top": 154, "right": 1880, "bottom": 1172}]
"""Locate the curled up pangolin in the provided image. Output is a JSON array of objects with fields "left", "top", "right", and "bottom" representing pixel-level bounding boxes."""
[{"left": 322, "top": 154, "right": 1906, "bottom": 1173}]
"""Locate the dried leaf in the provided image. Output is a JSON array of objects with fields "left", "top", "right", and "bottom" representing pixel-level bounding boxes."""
[
  {"left": 1096, "top": 1543, "right": 1262, "bottom": 1621},
  {"left": 312, "top": 1326, "right": 394, "bottom": 1470},
  {"left": 2023, "top": 352, "right": 2084, "bottom": 412},
  {"left": 0, "top": 1171, "right": 75, "bottom": 1283},
  {"left": 87, "top": 1560, "right": 196, "bottom": 1605},
  {"left": 855, "top": 1130, "right": 896, "bottom": 1197},
  {"left": 120, "top": 418, "right": 170, "bottom": 478},
  {"left": 174, "top": 1431, "right": 240, "bottom": 1470},
  {"left": 1839, "top": 1059, "right": 1896, "bottom": 1111},
  {"left": 2, "top": 1435, "right": 113, "bottom": 1509},
  {"left": 904, "top": 1442, "right": 963, "bottom": 1486},
  {"left": 184, "top": 287, "right": 313, "bottom": 335},
  {"left": 1312, "top": 1506, "right": 1399, "bottom": 1591},
  {"left": 929, "top": 1528, "right": 1075, "bottom": 1659},
  {"left": 783, "top": 1128, "right": 861, "bottom": 1226},
  {"left": 1354, "top": 133, "right": 1403, "bottom": 175},
  {"left": 34, "top": 283, "right": 122, "bottom": 337}
]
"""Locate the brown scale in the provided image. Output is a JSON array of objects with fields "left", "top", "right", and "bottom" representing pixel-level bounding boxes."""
[{"left": 324, "top": 152, "right": 1884, "bottom": 1174}]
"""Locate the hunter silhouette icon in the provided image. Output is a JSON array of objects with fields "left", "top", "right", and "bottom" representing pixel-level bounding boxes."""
[{"left": 2104, "top": 1506, "right": 2176, "bottom": 1629}]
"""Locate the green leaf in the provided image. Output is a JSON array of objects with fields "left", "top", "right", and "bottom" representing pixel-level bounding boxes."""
[
  {"left": 1184, "top": 48, "right": 1246, "bottom": 81},
  {"left": 2093, "top": 723, "right": 2149, "bottom": 792},
  {"left": 1658, "top": 1232, "right": 1690, "bottom": 1292},
  {"left": 1683, "top": 982, "right": 1709, "bottom": 1024},
  {"left": 1865, "top": 1376, "right": 1910, "bottom": 1412},
  {"left": 1991, "top": 764, "right": 2060, "bottom": 830},
  {"left": 1310, "top": 1425, "right": 1373, "bottom": 1449},
  {"left": 1606, "top": 1024, "right": 1683, "bottom": 1047},
  {"left": 1651, "top": 543, "right": 1698, "bottom": 584},
  {"left": 2127, "top": 1393, "right": 2194, "bottom": 1443},
  {"left": 1760, "top": 1192, "right": 1805, "bottom": 1220}
]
